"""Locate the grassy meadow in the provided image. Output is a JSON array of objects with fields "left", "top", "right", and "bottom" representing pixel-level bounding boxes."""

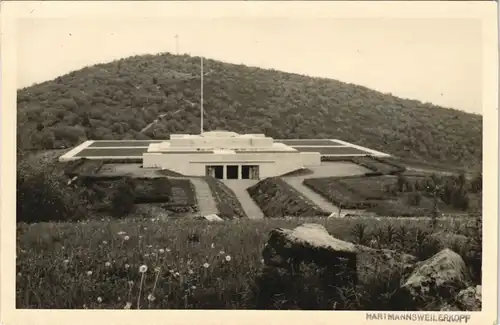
[{"left": 16, "top": 216, "right": 481, "bottom": 310}]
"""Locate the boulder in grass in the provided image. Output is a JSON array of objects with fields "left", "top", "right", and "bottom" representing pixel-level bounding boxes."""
[
  {"left": 262, "top": 223, "right": 358, "bottom": 284},
  {"left": 455, "top": 285, "right": 481, "bottom": 311},
  {"left": 262, "top": 223, "right": 420, "bottom": 288},
  {"left": 397, "top": 248, "right": 471, "bottom": 310}
]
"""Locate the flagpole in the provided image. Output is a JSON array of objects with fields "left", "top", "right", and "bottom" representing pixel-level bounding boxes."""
[{"left": 200, "top": 57, "right": 204, "bottom": 134}]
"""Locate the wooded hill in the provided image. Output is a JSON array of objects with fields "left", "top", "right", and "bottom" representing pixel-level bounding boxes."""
[{"left": 17, "top": 52, "right": 482, "bottom": 168}]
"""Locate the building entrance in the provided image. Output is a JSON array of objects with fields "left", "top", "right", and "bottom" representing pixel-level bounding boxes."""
[
  {"left": 206, "top": 165, "right": 224, "bottom": 179},
  {"left": 242, "top": 165, "right": 259, "bottom": 180},
  {"left": 226, "top": 165, "right": 239, "bottom": 179},
  {"left": 206, "top": 165, "right": 259, "bottom": 180}
]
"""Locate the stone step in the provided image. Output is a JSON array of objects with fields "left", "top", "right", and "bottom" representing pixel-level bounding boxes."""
[{"left": 189, "top": 178, "right": 219, "bottom": 216}]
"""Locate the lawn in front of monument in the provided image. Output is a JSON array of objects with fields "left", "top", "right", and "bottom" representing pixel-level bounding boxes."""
[{"left": 16, "top": 216, "right": 479, "bottom": 310}]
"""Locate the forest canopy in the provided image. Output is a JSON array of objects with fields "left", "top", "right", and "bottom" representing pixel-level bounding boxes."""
[{"left": 17, "top": 52, "right": 482, "bottom": 169}]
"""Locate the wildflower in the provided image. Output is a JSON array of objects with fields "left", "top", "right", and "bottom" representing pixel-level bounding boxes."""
[
  {"left": 203, "top": 263, "right": 210, "bottom": 268},
  {"left": 191, "top": 285, "right": 196, "bottom": 290},
  {"left": 147, "top": 245, "right": 152, "bottom": 248},
  {"left": 211, "top": 243, "right": 215, "bottom": 249},
  {"left": 174, "top": 272, "right": 180, "bottom": 277},
  {"left": 139, "top": 265, "right": 148, "bottom": 273},
  {"left": 124, "top": 236, "right": 130, "bottom": 241},
  {"left": 118, "top": 231, "right": 126, "bottom": 235},
  {"left": 63, "top": 259, "right": 69, "bottom": 264},
  {"left": 128, "top": 280, "right": 134, "bottom": 286},
  {"left": 144, "top": 253, "right": 150, "bottom": 257},
  {"left": 124, "top": 302, "right": 132, "bottom": 309},
  {"left": 169, "top": 269, "right": 174, "bottom": 274},
  {"left": 139, "top": 235, "right": 143, "bottom": 239},
  {"left": 159, "top": 249, "right": 165, "bottom": 254},
  {"left": 86, "top": 271, "right": 93, "bottom": 276},
  {"left": 165, "top": 248, "right": 171, "bottom": 252},
  {"left": 105, "top": 262, "right": 111, "bottom": 267},
  {"left": 97, "top": 297, "right": 103, "bottom": 303},
  {"left": 188, "top": 269, "right": 194, "bottom": 275},
  {"left": 147, "top": 294, "right": 156, "bottom": 302},
  {"left": 102, "top": 241, "right": 108, "bottom": 245},
  {"left": 225, "top": 255, "right": 231, "bottom": 262},
  {"left": 261, "top": 259, "right": 265, "bottom": 264},
  {"left": 154, "top": 266, "right": 161, "bottom": 273},
  {"left": 219, "top": 251, "right": 225, "bottom": 255},
  {"left": 144, "top": 227, "right": 148, "bottom": 230},
  {"left": 125, "top": 264, "right": 130, "bottom": 269}
]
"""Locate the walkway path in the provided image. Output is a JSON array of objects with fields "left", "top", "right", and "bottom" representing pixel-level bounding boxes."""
[
  {"left": 223, "top": 180, "right": 265, "bottom": 220},
  {"left": 282, "top": 162, "right": 370, "bottom": 217},
  {"left": 189, "top": 177, "right": 219, "bottom": 216}
]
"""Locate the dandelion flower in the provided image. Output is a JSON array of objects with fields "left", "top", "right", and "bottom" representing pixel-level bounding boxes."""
[
  {"left": 128, "top": 280, "right": 134, "bottom": 286},
  {"left": 174, "top": 272, "right": 180, "bottom": 277},
  {"left": 188, "top": 269, "right": 194, "bottom": 275},
  {"left": 219, "top": 251, "right": 225, "bottom": 255},
  {"left": 159, "top": 249, "right": 165, "bottom": 254},
  {"left": 211, "top": 243, "right": 215, "bottom": 249},
  {"left": 63, "top": 259, "right": 69, "bottom": 264},
  {"left": 165, "top": 248, "right": 171, "bottom": 252},
  {"left": 147, "top": 245, "right": 152, "bottom": 248},
  {"left": 144, "top": 253, "right": 150, "bottom": 257},
  {"left": 124, "top": 236, "right": 130, "bottom": 241},
  {"left": 105, "top": 262, "right": 111, "bottom": 267},
  {"left": 191, "top": 285, "right": 196, "bottom": 290},
  {"left": 139, "top": 265, "right": 148, "bottom": 273},
  {"left": 97, "top": 297, "right": 103, "bottom": 303},
  {"left": 147, "top": 294, "right": 156, "bottom": 302},
  {"left": 124, "top": 302, "right": 132, "bottom": 309},
  {"left": 118, "top": 231, "right": 126, "bottom": 235},
  {"left": 203, "top": 263, "right": 210, "bottom": 268},
  {"left": 154, "top": 266, "right": 161, "bottom": 273},
  {"left": 125, "top": 264, "right": 130, "bottom": 269},
  {"left": 102, "top": 241, "right": 108, "bottom": 245},
  {"left": 225, "top": 255, "right": 231, "bottom": 262},
  {"left": 86, "top": 271, "right": 93, "bottom": 276}
]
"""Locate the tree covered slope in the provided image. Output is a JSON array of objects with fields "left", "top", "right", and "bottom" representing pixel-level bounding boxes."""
[{"left": 17, "top": 52, "right": 482, "bottom": 168}]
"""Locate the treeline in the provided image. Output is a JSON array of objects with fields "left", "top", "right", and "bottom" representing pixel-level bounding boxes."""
[{"left": 17, "top": 52, "right": 482, "bottom": 168}]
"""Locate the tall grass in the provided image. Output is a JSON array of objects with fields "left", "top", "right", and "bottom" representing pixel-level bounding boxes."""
[{"left": 16, "top": 216, "right": 480, "bottom": 310}]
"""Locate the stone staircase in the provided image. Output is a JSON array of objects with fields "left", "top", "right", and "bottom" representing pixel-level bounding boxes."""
[
  {"left": 189, "top": 177, "right": 219, "bottom": 216},
  {"left": 223, "top": 180, "right": 265, "bottom": 220}
]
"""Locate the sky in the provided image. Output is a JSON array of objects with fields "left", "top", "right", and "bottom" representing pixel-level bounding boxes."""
[{"left": 17, "top": 17, "right": 483, "bottom": 114}]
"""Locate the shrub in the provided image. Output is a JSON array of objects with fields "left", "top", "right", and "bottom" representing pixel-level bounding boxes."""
[
  {"left": 110, "top": 177, "right": 136, "bottom": 218},
  {"left": 17, "top": 158, "right": 87, "bottom": 223},
  {"left": 134, "top": 178, "right": 173, "bottom": 204}
]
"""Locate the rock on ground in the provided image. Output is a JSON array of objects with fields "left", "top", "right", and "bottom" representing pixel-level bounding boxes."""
[
  {"left": 455, "top": 285, "right": 481, "bottom": 311},
  {"left": 262, "top": 223, "right": 418, "bottom": 287},
  {"left": 397, "top": 248, "right": 471, "bottom": 310},
  {"left": 262, "top": 223, "right": 358, "bottom": 283}
]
